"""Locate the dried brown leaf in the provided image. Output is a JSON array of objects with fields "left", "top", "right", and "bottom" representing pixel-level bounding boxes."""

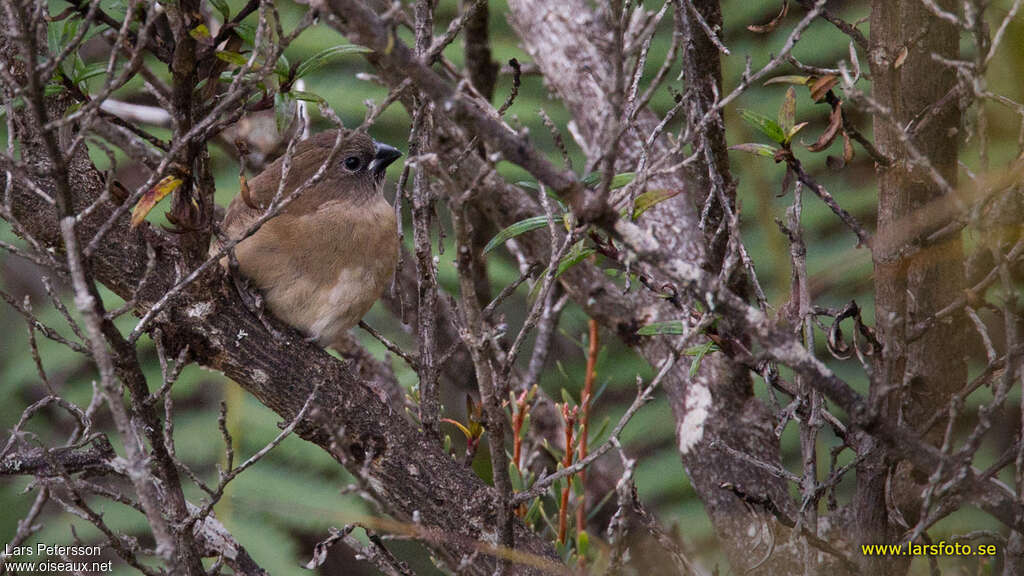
[
  {"left": 779, "top": 167, "right": 795, "bottom": 197},
  {"left": 809, "top": 75, "right": 839, "bottom": 102},
  {"left": 894, "top": 45, "right": 909, "bottom": 69},
  {"left": 807, "top": 102, "right": 843, "bottom": 152},
  {"left": 748, "top": 0, "right": 790, "bottom": 33},
  {"left": 240, "top": 174, "right": 257, "bottom": 210}
]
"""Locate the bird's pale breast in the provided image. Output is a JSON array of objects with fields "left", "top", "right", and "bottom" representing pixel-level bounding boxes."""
[{"left": 232, "top": 193, "right": 398, "bottom": 347}]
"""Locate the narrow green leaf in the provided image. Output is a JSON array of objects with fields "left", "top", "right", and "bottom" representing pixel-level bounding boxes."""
[
  {"left": 555, "top": 540, "right": 570, "bottom": 561},
  {"left": 47, "top": 21, "right": 61, "bottom": 57},
  {"left": 524, "top": 498, "right": 542, "bottom": 524},
  {"left": 73, "top": 62, "right": 107, "bottom": 84},
  {"left": 290, "top": 90, "right": 325, "bottom": 104},
  {"left": 779, "top": 87, "right": 796, "bottom": 137},
  {"left": 483, "top": 215, "right": 565, "bottom": 254},
  {"left": 508, "top": 462, "right": 524, "bottom": 492},
  {"left": 577, "top": 531, "right": 590, "bottom": 560},
  {"left": 728, "top": 143, "right": 777, "bottom": 157},
  {"left": 587, "top": 489, "right": 617, "bottom": 523},
  {"left": 582, "top": 171, "right": 634, "bottom": 190},
  {"left": 764, "top": 75, "right": 811, "bottom": 86},
  {"left": 589, "top": 417, "right": 611, "bottom": 446},
  {"left": 44, "top": 82, "right": 66, "bottom": 97},
  {"left": 683, "top": 341, "right": 719, "bottom": 356},
  {"left": 740, "top": 109, "right": 787, "bottom": 144},
  {"left": 519, "top": 414, "right": 530, "bottom": 440},
  {"left": 274, "top": 54, "right": 291, "bottom": 82},
  {"left": 216, "top": 50, "right": 250, "bottom": 67},
  {"left": 293, "top": 45, "right": 373, "bottom": 79},
  {"left": 637, "top": 320, "right": 686, "bottom": 335},
  {"left": 560, "top": 388, "right": 575, "bottom": 407},
  {"left": 60, "top": 17, "right": 80, "bottom": 47},
  {"left": 556, "top": 246, "right": 595, "bottom": 278},
  {"left": 688, "top": 340, "right": 719, "bottom": 377},
  {"left": 629, "top": 189, "right": 680, "bottom": 219},
  {"left": 528, "top": 243, "right": 596, "bottom": 300}
]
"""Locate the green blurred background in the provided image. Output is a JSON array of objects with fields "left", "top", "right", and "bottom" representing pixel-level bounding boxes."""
[{"left": 2, "top": 1, "right": 1022, "bottom": 573}]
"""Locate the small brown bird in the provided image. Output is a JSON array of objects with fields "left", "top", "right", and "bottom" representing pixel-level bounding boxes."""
[{"left": 217, "top": 129, "right": 401, "bottom": 351}]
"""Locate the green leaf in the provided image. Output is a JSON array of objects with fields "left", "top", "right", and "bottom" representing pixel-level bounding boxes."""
[
  {"left": 519, "top": 414, "right": 531, "bottom": 440},
  {"left": 216, "top": 50, "right": 250, "bottom": 67},
  {"left": 582, "top": 171, "right": 634, "bottom": 190},
  {"left": 687, "top": 340, "right": 719, "bottom": 378},
  {"left": 60, "top": 17, "right": 80, "bottom": 48},
  {"left": 572, "top": 474, "right": 585, "bottom": 496},
  {"left": 560, "top": 388, "right": 576, "bottom": 408},
  {"left": 274, "top": 54, "right": 291, "bottom": 82},
  {"left": 44, "top": 82, "right": 66, "bottom": 97},
  {"left": 47, "top": 22, "right": 61, "bottom": 57},
  {"left": 508, "top": 462, "right": 524, "bottom": 492},
  {"left": 528, "top": 242, "right": 596, "bottom": 299},
  {"left": 555, "top": 540, "right": 570, "bottom": 561},
  {"left": 293, "top": 45, "right": 373, "bottom": 79},
  {"left": 233, "top": 23, "right": 256, "bottom": 45},
  {"left": 764, "top": 75, "right": 812, "bottom": 86},
  {"left": 728, "top": 143, "right": 777, "bottom": 157},
  {"left": 209, "top": 0, "right": 230, "bottom": 20},
  {"left": 683, "top": 341, "right": 719, "bottom": 356},
  {"left": 589, "top": 417, "right": 611, "bottom": 446},
  {"left": 483, "top": 215, "right": 565, "bottom": 254},
  {"left": 740, "top": 109, "right": 787, "bottom": 144},
  {"left": 189, "top": 23, "right": 211, "bottom": 41},
  {"left": 73, "top": 62, "right": 107, "bottom": 84},
  {"left": 524, "top": 498, "right": 542, "bottom": 524},
  {"left": 290, "top": 90, "right": 325, "bottom": 104},
  {"left": 555, "top": 246, "right": 595, "bottom": 278},
  {"left": 577, "top": 531, "right": 590, "bottom": 560},
  {"left": 629, "top": 189, "right": 680, "bottom": 219},
  {"left": 779, "top": 87, "right": 796, "bottom": 137},
  {"left": 637, "top": 321, "right": 686, "bottom": 335}
]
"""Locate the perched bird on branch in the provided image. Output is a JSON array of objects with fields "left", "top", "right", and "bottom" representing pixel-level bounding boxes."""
[{"left": 214, "top": 129, "right": 402, "bottom": 351}]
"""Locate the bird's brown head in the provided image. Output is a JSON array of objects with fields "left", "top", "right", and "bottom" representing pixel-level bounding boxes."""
[
  {"left": 274, "top": 130, "right": 402, "bottom": 209},
  {"left": 327, "top": 131, "right": 402, "bottom": 188}
]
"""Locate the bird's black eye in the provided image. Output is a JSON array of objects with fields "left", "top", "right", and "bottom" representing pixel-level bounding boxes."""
[{"left": 344, "top": 156, "right": 362, "bottom": 171}]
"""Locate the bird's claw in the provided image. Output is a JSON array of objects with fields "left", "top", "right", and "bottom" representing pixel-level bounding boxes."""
[{"left": 228, "top": 266, "right": 287, "bottom": 341}]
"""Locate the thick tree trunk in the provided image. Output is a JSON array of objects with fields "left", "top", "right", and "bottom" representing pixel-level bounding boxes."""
[
  {"left": 864, "top": 0, "right": 964, "bottom": 572},
  {"left": 506, "top": 1, "right": 798, "bottom": 572}
]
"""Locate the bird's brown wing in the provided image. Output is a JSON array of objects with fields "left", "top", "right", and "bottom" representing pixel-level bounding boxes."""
[{"left": 220, "top": 130, "right": 343, "bottom": 240}]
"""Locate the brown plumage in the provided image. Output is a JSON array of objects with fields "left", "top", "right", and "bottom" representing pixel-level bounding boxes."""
[{"left": 216, "top": 129, "right": 401, "bottom": 351}]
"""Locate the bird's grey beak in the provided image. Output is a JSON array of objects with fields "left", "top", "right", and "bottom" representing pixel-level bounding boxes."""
[{"left": 370, "top": 142, "right": 402, "bottom": 178}]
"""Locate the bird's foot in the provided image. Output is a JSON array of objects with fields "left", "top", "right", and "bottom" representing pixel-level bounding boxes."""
[{"left": 228, "top": 267, "right": 286, "bottom": 341}]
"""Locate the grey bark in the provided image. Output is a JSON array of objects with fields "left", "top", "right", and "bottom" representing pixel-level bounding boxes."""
[
  {"left": 864, "top": 0, "right": 964, "bottom": 574},
  {"left": 505, "top": 1, "right": 797, "bottom": 571}
]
